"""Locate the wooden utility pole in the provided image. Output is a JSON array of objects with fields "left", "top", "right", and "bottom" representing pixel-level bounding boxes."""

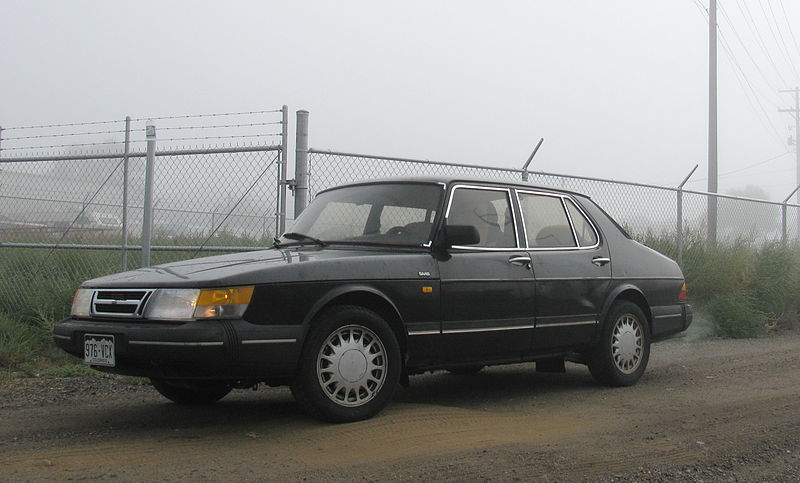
[{"left": 708, "top": 0, "right": 718, "bottom": 246}]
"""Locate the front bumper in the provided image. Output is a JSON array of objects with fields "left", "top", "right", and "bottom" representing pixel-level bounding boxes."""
[{"left": 54, "top": 317, "right": 306, "bottom": 380}]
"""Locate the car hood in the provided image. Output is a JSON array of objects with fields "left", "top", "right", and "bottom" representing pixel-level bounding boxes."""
[{"left": 82, "top": 246, "right": 438, "bottom": 288}]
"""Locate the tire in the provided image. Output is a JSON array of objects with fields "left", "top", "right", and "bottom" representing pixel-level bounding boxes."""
[
  {"left": 588, "top": 301, "right": 651, "bottom": 387},
  {"left": 150, "top": 379, "right": 232, "bottom": 405},
  {"left": 446, "top": 365, "right": 484, "bottom": 375},
  {"left": 291, "top": 305, "right": 401, "bottom": 423}
]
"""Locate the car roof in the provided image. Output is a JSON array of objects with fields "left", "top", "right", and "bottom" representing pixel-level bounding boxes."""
[{"left": 322, "top": 176, "right": 592, "bottom": 200}]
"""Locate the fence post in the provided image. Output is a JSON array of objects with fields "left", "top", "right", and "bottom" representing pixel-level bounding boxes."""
[
  {"left": 0, "top": 125, "right": 4, "bottom": 158},
  {"left": 276, "top": 105, "right": 289, "bottom": 236},
  {"left": 121, "top": 116, "right": 131, "bottom": 271},
  {"left": 294, "top": 110, "right": 309, "bottom": 217},
  {"left": 141, "top": 122, "right": 156, "bottom": 267},
  {"left": 676, "top": 165, "right": 698, "bottom": 266},
  {"left": 781, "top": 185, "right": 800, "bottom": 244}
]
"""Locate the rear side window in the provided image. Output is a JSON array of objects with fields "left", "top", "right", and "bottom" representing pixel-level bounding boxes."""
[
  {"left": 518, "top": 193, "right": 576, "bottom": 248},
  {"left": 565, "top": 199, "right": 598, "bottom": 247},
  {"left": 447, "top": 187, "right": 516, "bottom": 248}
]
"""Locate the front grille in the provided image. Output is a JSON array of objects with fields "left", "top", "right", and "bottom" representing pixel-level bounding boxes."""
[{"left": 92, "top": 289, "right": 152, "bottom": 318}]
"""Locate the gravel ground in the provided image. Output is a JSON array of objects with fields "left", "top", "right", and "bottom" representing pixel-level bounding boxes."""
[{"left": 0, "top": 332, "right": 798, "bottom": 481}]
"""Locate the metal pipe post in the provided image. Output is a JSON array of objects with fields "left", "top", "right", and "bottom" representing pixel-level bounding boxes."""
[
  {"left": 782, "top": 204, "right": 788, "bottom": 244},
  {"left": 520, "top": 138, "right": 544, "bottom": 182},
  {"left": 294, "top": 110, "right": 309, "bottom": 218},
  {"left": 141, "top": 122, "right": 156, "bottom": 267},
  {"left": 781, "top": 185, "right": 800, "bottom": 244},
  {"left": 676, "top": 165, "right": 698, "bottom": 266},
  {"left": 0, "top": 125, "right": 4, "bottom": 158},
  {"left": 277, "top": 105, "right": 289, "bottom": 236},
  {"left": 121, "top": 116, "right": 131, "bottom": 271}
]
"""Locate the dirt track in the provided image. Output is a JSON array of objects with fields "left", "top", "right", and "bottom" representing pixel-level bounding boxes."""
[{"left": 1, "top": 333, "right": 799, "bottom": 482}]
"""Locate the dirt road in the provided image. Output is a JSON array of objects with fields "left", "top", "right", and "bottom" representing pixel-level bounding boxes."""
[{"left": 1, "top": 333, "right": 799, "bottom": 482}]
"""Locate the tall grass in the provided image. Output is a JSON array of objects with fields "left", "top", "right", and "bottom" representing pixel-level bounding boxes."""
[{"left": 639, "top": 230, "right": 799, "bottom": 338}]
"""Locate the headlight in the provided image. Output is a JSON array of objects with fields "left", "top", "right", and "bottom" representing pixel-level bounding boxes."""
[
  {"left": 144, "top": 286, "right": 254, "bottom": 321},
  {"left": 145, "top": 289, "right": 200, "bottom": 320},
  {"left": 70, "top": 289, "right": 93, "bottom": 317}
]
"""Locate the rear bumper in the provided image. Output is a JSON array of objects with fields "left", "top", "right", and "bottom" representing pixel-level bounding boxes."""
[
  {"left": 651, "top": 303, "right": 693, "bottom": 341},
  {"left": 54, "top": 317, "right": 306, "bottom": 381}
]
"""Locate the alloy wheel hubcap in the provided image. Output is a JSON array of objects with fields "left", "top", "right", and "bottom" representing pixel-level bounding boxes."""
[
  {"left": 317, "top": 325, "right": 387, "bottom": 407},
  {"left": 611, "top": 314, "right": 643, "bottom": 374}
]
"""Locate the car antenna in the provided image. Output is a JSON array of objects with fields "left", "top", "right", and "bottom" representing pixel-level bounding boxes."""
[{"left": 521, "top": 138, "right": 545, "bottom": 182}]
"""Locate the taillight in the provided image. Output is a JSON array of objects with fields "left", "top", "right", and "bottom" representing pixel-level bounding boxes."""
[{"left": 678, "top": 282, "right": 688, "bottom": 301}]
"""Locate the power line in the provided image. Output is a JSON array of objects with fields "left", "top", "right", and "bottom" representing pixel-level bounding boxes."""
[
  {"left": 717, "top": 2, "right": 780, "bottom": 94},
  {"left": 765, "top": 0, "right": 800, "bottom": 82},
  {"left": 778, "top": 0, "right": 800, "bottom": 63},
  {"left": 693, "top": 0, "right": 785, "bottom": 146},
  {"left": 681, "top": 150, "right": 792, "bottom": 183},
  {"left": 738, "top": 0, "right": 788, "bottom": 86}
]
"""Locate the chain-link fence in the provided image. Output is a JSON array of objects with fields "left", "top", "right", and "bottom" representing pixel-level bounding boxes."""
[
  {"left": 1, "top": 110, "right": 286, "bottom": 319},
  {"left": 307, "top": 149, "right": 800, "bottom": 267}
]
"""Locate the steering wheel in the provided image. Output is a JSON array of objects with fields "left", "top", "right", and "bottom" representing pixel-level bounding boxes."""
[{"left": 385, "top": 226, "right": 406, "bottom": 236}]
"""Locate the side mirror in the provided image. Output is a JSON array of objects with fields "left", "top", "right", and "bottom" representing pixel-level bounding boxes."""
[{"left": 443, "top": 224, "right": 480, "bottom": 247}]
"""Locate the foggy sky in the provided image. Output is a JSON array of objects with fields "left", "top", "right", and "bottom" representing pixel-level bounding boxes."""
[{"left": 2, "top": 0, "right": 799, "bottom": 200}]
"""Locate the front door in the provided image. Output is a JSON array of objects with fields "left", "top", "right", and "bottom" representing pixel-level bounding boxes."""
[{"left": 437, "top": 185, "right": 535, "bottom": 363}]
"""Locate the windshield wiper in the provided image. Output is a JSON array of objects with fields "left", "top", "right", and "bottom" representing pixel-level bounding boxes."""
[{"left": 279, "top": 232, "right": 327, "bottom": 247}]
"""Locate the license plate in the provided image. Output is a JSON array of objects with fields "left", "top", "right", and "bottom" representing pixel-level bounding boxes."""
[{"left": 84, "top": 334, "right": 115, "bottom": 367}]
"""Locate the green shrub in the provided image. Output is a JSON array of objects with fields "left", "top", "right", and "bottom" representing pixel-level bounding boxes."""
[{"left": 706, "top": 293, "right": 766, "bottom": 338}]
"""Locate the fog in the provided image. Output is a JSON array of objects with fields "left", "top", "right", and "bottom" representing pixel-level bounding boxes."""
[{"left": 2, "top": 0, "right": 799, "bottom": 200}]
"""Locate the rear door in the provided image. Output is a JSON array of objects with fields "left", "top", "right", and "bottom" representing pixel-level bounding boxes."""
[{"left": 515, "top": 190, "right": 611, "bottom": 351}]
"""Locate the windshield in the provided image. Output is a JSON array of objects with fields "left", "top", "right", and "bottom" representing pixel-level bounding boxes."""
[{"left": 284, "top": 183, "right": 443, "bottom": 246}]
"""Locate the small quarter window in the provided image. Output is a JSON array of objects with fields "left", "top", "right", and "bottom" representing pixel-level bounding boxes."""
[
  {"left": 565, "top": 199, "right": 598, "bottom": 247},
  {"left": 518, "top": 193, "right": 576, "bottom": 248},
  {"left": 447, "top": 187, "right": 516, "bottom": 248}
]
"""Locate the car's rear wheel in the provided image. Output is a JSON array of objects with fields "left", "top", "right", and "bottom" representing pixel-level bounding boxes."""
[
  {"left": 150, "top": 379, "right": 232, "bottom": 404},
  {"left": 291, "top": 305, "right": 401, "bottom": 423},
  {"left": 588, "top": 301, "right": 650, "bottom": 386}
]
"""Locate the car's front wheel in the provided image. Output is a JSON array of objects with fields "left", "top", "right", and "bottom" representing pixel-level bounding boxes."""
[
  {"left": 150, "top": 379, "right": 232, "bottom": 404},
  {"left": 291, "top": 305, "right": 401, "bottom": 423},
  {"left": 588, "top": 301, "right": 651, "bottom": 386}
]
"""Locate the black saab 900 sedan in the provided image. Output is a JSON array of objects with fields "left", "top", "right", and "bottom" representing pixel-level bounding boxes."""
[{"left": 55, "top": 177, "right": 692, "bottom": 422}]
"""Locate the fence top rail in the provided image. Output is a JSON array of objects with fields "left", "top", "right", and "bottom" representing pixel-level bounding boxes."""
[
  {"left": 0, "top": 145, "right": 282, "bottom": 163},
  {"left": 309, "top": 148, "right": 800, "bottom": 208}
]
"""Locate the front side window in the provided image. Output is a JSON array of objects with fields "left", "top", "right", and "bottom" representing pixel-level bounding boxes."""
[
  {"left": 518, "top": 193, "right": 576, "bottom": 248},
  {"left": 286, "top": 183, "right": 442, "bottom": 246},
  {"left": 447, "top": 187, "right": 516, "bottom": 248}
]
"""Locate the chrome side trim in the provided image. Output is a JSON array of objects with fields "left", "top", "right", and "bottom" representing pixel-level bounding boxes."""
[
  {"left": 536, "top": 320, "right": 596, "bottom": 328},
  {"left": 240, "top": 338, "right": 297, "bottom": 345},
  {"left": 408, "top": 330, "right": 440, "bottom": 336},
  {"left": 443, "top": 324, "right": 534, "bottom": 334},
  {"left": 654, "top": 313, "right": 683, "bottom": 319},
  {"left": 53, "top": 334, "right": 71, "bottom": 340},
  {"left": 128, "top": 340, "right": 223, "bottom": 347},
  {"left": 533, "top": 276, "right": 612, "bottom": 281}
]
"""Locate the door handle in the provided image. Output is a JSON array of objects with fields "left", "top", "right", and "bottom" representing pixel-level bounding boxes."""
[
  {"left": 508, "top": 255, "right": 532, "bottom": 268},
  {"left": 592, "top": 257, "right": 611, "bottom": 267}
]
